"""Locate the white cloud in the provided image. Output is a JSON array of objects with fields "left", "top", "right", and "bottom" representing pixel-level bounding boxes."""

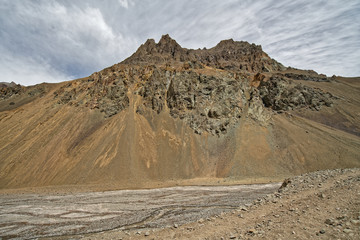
[
  {"left": 0, "top": 0, "right": 138, "bottom": 85},
  {"left": 0, "top": 47, "right": 72, "bottom": 86},
  {"left": 118, "top": 0, "right": 134, "bottom": 9},
  {"left": 0, "top": 0, "right": 359, "bottom": 86}
]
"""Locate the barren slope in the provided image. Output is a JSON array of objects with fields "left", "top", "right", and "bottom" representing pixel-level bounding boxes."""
[{"left": 0, "top": 35, "right": 359, "bottom": 190}]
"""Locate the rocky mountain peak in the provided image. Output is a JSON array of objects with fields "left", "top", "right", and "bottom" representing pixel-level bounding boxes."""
[
  {"left": 124, "top": 34, "right": 185, "bottom": 64},
  {"left": 124, "top": 34, "right": 284, "bottom": 73},
  {"left": 158, "top": 34, "right": 178, "bottom": 46},
  {"left": 214, "top": 38, "right": 235, "bottom": 47},
  {"left": 50, "top": 35, "right": 336, "bottom": 136},
  {"left": 157, "top": 34, "right": 183, "bottom": 54},
  {"left": 0, "top": 81, "right": 18, "bottom": 88}
]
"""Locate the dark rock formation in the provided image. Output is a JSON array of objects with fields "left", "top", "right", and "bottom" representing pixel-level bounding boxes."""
[
  {"left": 124, "top": 34, "right": 285, "bottom": 73},
  {"left": 0, "top": 83, "right": 23, "bottom": 100},
  {"left": 283, "top": 72, "right": 329, "bottom": 82},
  {"left": 134, "top": 66, "right": 247, "bottom": 135},
  {"left": 0, "top": 83, "right": 45, "bottom": 101},
  {"left": 258, "top": 76, "right": 334, "bottom": 111},
  {"left": 54, "top": 67, "right": 130, "bottom": 117},
  {"left": 50, "top": 34, "right": 337, "bottom": 135}
]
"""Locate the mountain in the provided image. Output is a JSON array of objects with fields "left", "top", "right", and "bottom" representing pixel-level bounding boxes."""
[{"left": 0, "top": 35, "right": 359, "bottom": 190}]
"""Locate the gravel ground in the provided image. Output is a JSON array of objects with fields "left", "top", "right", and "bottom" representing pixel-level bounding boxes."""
[
  {"left": 0, "top": 183, "right": 280, "bottom": 239},
  {"left": 96, "top": 168, "right": 358, "bottom": 240},
  {"left": 1, "top": 168, "right": 359, "bottom": 240}
]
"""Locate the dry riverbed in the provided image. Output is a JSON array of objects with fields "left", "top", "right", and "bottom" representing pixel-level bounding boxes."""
[
  {"left": 1, "top": 168, "right": 359, "bottom": 240},
  {"left": 0, "top": 183, "right": 280, "bottom": 239}
]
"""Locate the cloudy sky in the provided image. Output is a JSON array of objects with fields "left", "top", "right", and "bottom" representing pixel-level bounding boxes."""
[{"left": 0, "top": 0, "right": 359, "bottom": 86}]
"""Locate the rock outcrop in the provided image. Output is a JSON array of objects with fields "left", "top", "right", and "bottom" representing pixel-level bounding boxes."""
[
  {"left": 258, "top": 76, "right": 335, "bottom": 112},
  {"left": 124, "top": 34, "right": 285, "bottom": 73},
  {"left": 51, "top": 35, "right": 336, "bottom": 135}
]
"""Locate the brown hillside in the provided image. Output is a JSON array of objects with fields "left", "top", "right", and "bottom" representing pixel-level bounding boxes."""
[{"left": 0, "top": 35, "right": 359, "bottom": 190}]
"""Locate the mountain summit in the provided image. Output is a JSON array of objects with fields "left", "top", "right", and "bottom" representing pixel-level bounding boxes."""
[
  {"left": 0, "top": 35, "right": 359, "bottom": 189},
  {"left": 124, "top": 34, "right": 284, "bottom": 73}
]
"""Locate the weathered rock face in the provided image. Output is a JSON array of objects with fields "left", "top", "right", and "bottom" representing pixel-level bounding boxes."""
[
  {"left": 258, "top": 76, "right": 335, "bottom": 112},
  {"left": 1, "top": 35, "right": 336, "bottom": 136},
  {"left": 0, "top": 83, "right": 23, "bottom": 100},
  {"left": 283, "top": 72, "right": 329, "bottom": 82},
  {"left": 124, "top": 34, "right": 285, "bottom": 73},
  {"left": 135, "top": 66, "right": 248, "bottom": 135},
  {"left": 50, "top": 34, "right": 336, "bottom": 135},
  {"left": 0, "top": 83, "right": 45, "bottom": 108},
  {"left": 54, "top": 67, "right": 130, "bottom": 118}
]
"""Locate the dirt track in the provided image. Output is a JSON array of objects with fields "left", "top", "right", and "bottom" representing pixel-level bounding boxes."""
[{"left": 0, "top": 183, "right": 280, "bottom": 239}]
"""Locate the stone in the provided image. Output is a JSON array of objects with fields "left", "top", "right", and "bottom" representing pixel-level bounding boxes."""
[
  {"left": 351, "top": 219, "right": 360, "bottom": 225},
  {"left": 325, "top": 218, "right": 334, "bottom": 225},
  {"left": 318, "top": 193, "right": 325, "bottom": 199},
  {"left": 240, "top": 206, "right": 248, "bottom": 211}
]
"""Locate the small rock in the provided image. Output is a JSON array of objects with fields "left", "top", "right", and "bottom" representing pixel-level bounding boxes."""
[
  {"left": 343, "top": 229, "right": 353, "bottom": 233},
  {"left": 319, "top": 229, "right": 325, "bottom": 234},
  {"left": 351, "top": 219, "right": 360, "bottom": 225},
  {"left": 318, "top": 193, "right": 325, "bottom": 199},
  {"left": 144, "top": 231, "right": 150, "bottom": 236},
  {"left": 229, "top": 233, "right": 236, "bottom": 239},
  {"left": 325, "top": 218, "right": 334, "bottom": 225},
  {"left": 174, "top": 223, "right": 178, "bottom": 228}
]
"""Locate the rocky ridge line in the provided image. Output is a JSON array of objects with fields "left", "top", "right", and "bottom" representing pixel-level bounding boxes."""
[{"left": 1, "top": 35, "right": 336, "bottom": 135}]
